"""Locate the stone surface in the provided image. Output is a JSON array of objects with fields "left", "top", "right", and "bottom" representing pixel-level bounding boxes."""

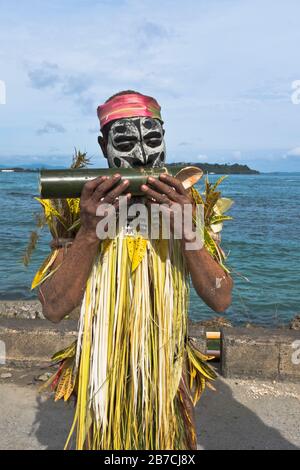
[
  {"left": 290, "top": 315, "right": 300, "bottom": 330},
  {"left": 188, "top": 320, "right": 206, "bottom": 352},
  {"left": 0, "top": 300, "right": 45, "bottom": 320},
  {"left": 197, "top": 316, "right": 233, "bottom": 329},
  {"left": 0, "top": 300, "right": 80, "bottom": 321},
  {"left": 222, "top": 327, "right": 300, "bottom": 382},
  {"left": 36, "top": 373, "right": 52, "bottom": 382},
  {"left": 0, "top": 373, "right": 12, "bottom": 379},
  {"left": 0, "top": 318, "right": 77, "bottom": 367},
  {"left": 279, "top": 340, "right": 300, "bottom": 382}
]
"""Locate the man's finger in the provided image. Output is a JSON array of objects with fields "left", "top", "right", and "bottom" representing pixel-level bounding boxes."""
[
  {"left": 113, "top": 192, "right": 131, "bottom": 210},
  {"left": 96, "top": 192, "right": 131, "bottom": 224},
  {"left": 141, "top": 184, "right": 172, "bottom": 205},
  {"left": 159, "top": 173, "right": 187, "bottom": 196},
  {"left": 101, "top": 179, "right": 130, "bottom": 204},
  {"left": 91, "top": 174, "right": 122, "bottom": 201},
  {"left": 146, "top": 177, "right": 181, "bottom": 202},
  {"left": 81, "top": 176, "right": 107, "bottom": 200}
]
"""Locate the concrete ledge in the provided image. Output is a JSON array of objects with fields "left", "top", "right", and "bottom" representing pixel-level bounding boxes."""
[
  {"left": 221, "top": 327, "right": 300, "bottom": 382},
  {"left": 0, "top": 318, "right": 207, "bottom": 367},
  {"left": 188, "top": 320, "right": 206, "bottom": 351},
  {"left": 1, "top": 318, "right": 300, "bottom": 382},
  {"left": 0, "top": 318, "right": 77, "bottom": 367},
  {"left": 0, "top": 300, "right": 44, "bottom": 320},
  {"left": 0, "top": 300, "right": 80, "bottom": 321}
]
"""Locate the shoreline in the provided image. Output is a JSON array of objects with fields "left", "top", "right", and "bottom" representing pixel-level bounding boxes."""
[{"left": 0, "top": 300, "right": 298, "bottom": 330}]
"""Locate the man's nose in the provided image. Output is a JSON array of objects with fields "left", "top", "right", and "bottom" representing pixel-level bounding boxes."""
[
  {"left": 132, "top": 142, "right": 147, "bottom": 166},
  {"left": 140, "top": 142, "right": 148, "bottom": 164},
  {"left": 140, "top": 142, "right": 158, "bottom": 166}
]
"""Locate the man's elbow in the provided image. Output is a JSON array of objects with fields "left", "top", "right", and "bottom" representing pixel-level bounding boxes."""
[
  {"left": 41, "top": 304, "right": 62, "bottom": 324},
  {"left": 212, "top": 278, "right": 233, "bottom": 313},
  {"left": 212, "top": 293, "right": 232, "bottom": 313},
  {"left": 45, "top": 312, "right": 62, "bottom": 324},
  {"left": 208, "top": 274, "right": 233, "bottom": 313},
  {"left": 38, "top": 291, "right": 62, "bottom": 323}
]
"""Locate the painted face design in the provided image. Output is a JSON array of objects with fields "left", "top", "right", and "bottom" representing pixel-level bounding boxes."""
[{"left": 106, "top": 117, "right": 166, "bottom": 168}]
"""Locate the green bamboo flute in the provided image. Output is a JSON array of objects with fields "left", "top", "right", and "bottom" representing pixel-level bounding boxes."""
[{"left": 39, "top": 165, "right": 193, "bottom": 198}]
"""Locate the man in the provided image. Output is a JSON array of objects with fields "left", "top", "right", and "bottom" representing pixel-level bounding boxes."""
[
  {"left": 38, "top": 90, "right": 233, "bottom": 450},
  {"left": 39, "top": 90, "right": 232, "bottom": 323}
]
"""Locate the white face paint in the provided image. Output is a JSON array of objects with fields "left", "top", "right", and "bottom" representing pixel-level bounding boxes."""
[{"left": 105, "top": 117, "right": 166, "bottom": 168}]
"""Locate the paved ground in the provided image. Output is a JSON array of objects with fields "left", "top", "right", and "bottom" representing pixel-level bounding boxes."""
[{"left": 0, "top": 366, "right": 299, "bottom": 450}]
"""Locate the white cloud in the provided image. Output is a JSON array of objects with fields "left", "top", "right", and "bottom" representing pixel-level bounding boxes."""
[
  {"left": 285, "top": 147, "right": 300, "bottom": 158},
  {"left": 28, "top": 62, "right": 61, "bottom": 89},
  {"left": 195, "top": 154, "right": 226, "bottom": 163},
  {"left": 36, "top": 122, "right": 66, "bottom": 136},
  {"left": 195, "top": 154, "right": 208, "bottom": 161}
]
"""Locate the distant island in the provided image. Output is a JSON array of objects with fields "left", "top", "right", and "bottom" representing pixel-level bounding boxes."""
[
  {"left": 0, "top": 167, "right": 38, "bottom": 173},
  {"left": 0, "top": 162, "right": 259, "bottom": 175},
  {"left": 168, "top": 162, "right": 259, "bottom": 174}
]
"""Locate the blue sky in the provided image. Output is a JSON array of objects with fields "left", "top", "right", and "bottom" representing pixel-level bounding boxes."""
[{"left": 0, "top": 0, "right": 300, "bottom": 171}]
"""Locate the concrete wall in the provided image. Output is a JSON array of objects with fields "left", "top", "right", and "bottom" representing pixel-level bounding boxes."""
[
  {"left": 221, "top": 327, "right": 300, "bottom": 382},
  {"left": 0, "top": 318, "right": 77, "bottom": 367},
  {"left": 0, "top": 317, "right": 299, "bottom": 382}
]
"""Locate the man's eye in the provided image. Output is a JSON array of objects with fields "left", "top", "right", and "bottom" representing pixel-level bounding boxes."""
[
  {"left": 144, "top": 131, "right": 162, "bottom": 148},
  {"left": 145, "top": 138, "right": 162, "bottom": 148},
  {"left": 115, "top": 141, "right": 136, "bottom": 152}
]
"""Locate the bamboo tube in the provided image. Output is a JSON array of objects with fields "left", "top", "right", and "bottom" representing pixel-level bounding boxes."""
[
  {"left": 39, "top": 165, "right": 203, "bottom": 199},
  {"left": 39, "top": 166, "right": 183, "bottom": 199}
]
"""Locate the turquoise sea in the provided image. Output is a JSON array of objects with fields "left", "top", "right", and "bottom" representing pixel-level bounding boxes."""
[{"left": 0, "top": 171, "right": 299, "bottom": 327}]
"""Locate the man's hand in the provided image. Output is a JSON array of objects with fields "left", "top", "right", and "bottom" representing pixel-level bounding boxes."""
[
  {"left": 80, "top": 174, "right": 131, "bottom": 243},
  {"left": 141, "top": 173, "right": 196, "bottom": 242}
]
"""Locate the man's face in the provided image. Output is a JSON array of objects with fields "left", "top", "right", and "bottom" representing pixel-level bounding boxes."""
[{"left": 104, "top": 117, "right": 166, "bottom": 168}]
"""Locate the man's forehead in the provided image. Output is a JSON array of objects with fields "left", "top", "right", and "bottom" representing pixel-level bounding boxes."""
[{"left": 109, "top": 117, "right": 163, "bottom": 134}]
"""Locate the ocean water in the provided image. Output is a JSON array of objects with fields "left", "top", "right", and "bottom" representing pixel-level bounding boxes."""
[{"left": 0, "top": 171, "right": 299, "bottom": 327}]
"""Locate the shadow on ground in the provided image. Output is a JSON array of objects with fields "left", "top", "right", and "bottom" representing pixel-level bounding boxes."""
[
  {"left": 33, "top": 395, "right": 74, "bottom": 450},
  {"left": 196, "top": 379, "right": 299, "bottom": 450},
  {"left": 33, "top": 379, "right": 299, "bottom": 450}
]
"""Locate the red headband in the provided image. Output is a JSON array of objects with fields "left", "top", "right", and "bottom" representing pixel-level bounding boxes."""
[{"left": 97, "top": 93, "right": 163, "bottom": 129}]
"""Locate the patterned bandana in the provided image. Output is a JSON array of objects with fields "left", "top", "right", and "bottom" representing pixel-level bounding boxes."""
[{"left": 97, "top": 93, "right": 163, "bottom": 130}]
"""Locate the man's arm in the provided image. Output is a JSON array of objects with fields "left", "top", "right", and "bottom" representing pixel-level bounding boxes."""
[
  {"left": 181, "top": 240, "right": 233, "bottom": 313},
  {"left": 38, "top": 229, "right": 100, "bottom": 323},
  {"left": 39, "top": 174, "right": 130, "bottom": 323}
]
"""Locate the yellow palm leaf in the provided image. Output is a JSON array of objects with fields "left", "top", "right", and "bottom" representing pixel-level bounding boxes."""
[
  {"left": 155, "top": 238, "right": 169, "bottom": 262},
  {"left": 131, "top": 236, "right": 147, "bottom": 272},
  {"left": 102, "top": 239, "right": 113, "bottom": 254},
  {"left": 190, "top": 186, "right": 204, "bottom": 205},
  {"left": 52, "top": 341, "right": 76, "bottom": 362},
  {"left": 35, "top": 198, "right": 67, "bottom": 226},
  {"left": 31, "top": 249, "right": 59, "bottom": 289},
  {"left": 64, "top": 372, "right": 75, "bottom": 402},
  {"left": 214, "top": 197, "right": 234, "bottom": 215},
  {"left": 126, "top": 236, "right": 135, "bottom": 262},
  {"left": 55, "top": 363, "right": 73, "bottom": 402}
]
